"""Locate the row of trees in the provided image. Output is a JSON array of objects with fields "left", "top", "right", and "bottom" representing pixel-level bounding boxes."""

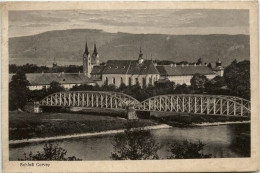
[
  {"left": 9, "top": 64, "right": 82, "bottom": 74},
  {"left": 155, "top": 58, "right": 211, "bottom": 67},
  {"left": 9, "top": 60, "right": 250, "bottom": 111},
  {"left": 20, "top": 128, "right": 212, "bottom": 161},
  {"left": 10, "top": 58, "right": 210, "bottom": 74}
]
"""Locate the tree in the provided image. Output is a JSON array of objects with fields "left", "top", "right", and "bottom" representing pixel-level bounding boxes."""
[
  {"left": 207, "top": 63, "right": 212, "bottom": 69},
  {"left": 223, "top": 60, "right": 250, "bottom": 99},
  {"left": 168, "top": 140, "right": 212, "bottom": 159},
  {"left": 47, "top": 81, "right": 65, "bottom": 94},
  {"left": 196, "top": 58, "right": 203, "bottom": 65},
  {"left": 174, "top": 84, "right": 191, "bottom": 94},
  {"left": 205, "top": 76, "right": 226, "bottom": 89},
  {"left": 20, "top": 143, "right": 81, "bottom": 161},
  {"left": 111, "top": 128, "right": 160, "bottom": 160},
  {"left": 9, "top": 70, "right": 30, "bottom": 110},
  {"left": 70, "top": 84, "right": 94, "bottom": 91},
  {"left": 118, "top": 83, "right": 127, "bottom": 91},
  {"left": 103, "top": 84, "right": 116, "bottom": 91},
  {"left": 190, "top": 73, "right": 208, "bottom": 90}
]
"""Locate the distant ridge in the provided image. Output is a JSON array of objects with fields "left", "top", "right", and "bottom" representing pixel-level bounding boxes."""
[{"left": 9, "top": 29, "right": 250, "bottom": 66}]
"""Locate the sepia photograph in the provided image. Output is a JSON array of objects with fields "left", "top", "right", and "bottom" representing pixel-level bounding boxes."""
[{"left": 1, "top": 1, "right": 259, "bottom": 172}]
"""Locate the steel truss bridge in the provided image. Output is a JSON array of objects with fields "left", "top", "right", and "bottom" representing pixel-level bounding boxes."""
[{"left": 38, "top": 91, "right": 251, "bottom": 117}]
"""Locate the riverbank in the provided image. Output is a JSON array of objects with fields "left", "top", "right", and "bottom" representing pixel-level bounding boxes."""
[
  {"left": 193, "top": 120, "right": 250, "bottom": 126},
  {"left": 10, "top": 124, "right": 171, "bottom": 144},
  {"left": 9, "top": 111, "right": 158, "bottom": 140},
  {"left": 149, "top": 112, "right": 250, "bottom": 127}
]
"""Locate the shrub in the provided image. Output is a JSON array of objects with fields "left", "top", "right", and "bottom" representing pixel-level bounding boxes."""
[
  {"left": 111, "top": 128, "right": 160, "bottom": 160},
  {"left": 167, "top": 140, "right": 212, "bottom": 159},
  {"left": 20, "top": 143, "right": 81, "bottom": 161}
]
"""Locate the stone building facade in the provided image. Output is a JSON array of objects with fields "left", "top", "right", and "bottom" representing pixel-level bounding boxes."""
[
  {"left": 156, "top": 64, "right": 217, "bottom": 85},
  {"left": 91, "top": 49, "right": 160, "bottom": 88}
]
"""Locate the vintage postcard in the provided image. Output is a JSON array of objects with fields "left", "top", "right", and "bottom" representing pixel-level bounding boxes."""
[{"left": 1, "top": 1, "right": 259, "bottom": 172}]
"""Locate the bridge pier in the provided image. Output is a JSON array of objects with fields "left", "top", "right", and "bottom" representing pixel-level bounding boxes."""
[
  {"left": 127, "top": 105, "right": 138, "bottom": 119},
  {"left": 33, "top": 102, "right": 42, "bottom": 113}
]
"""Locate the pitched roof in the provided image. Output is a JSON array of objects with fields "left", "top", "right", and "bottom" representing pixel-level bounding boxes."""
[
  {"left": 9, "top": 73, "right": 95, "bottom": 86},
  {"left": 156, "top": 65, "right": 215, "bottom": 76},
  {"left": 91, "top": 65, "right": 105, "bottom": 74},
  {"left": 128, "top": 60, "right": 159, "bottom": 75},
  {"left": 102, "top": 60, "right": 159, "bottom": 75},
  {"left": 155, "top": 65, "right": 167, "bottom": 76},
  {"left": 102, "top": 60, "right": 130, "bottom": 74}
]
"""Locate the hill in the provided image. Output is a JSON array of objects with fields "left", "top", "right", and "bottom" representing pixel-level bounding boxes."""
[{"left": 9, "top": 29, "right": 250, "bottom": 66}]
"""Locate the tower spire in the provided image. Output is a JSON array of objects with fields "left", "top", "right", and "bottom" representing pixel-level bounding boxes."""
[
  {"left": 83, "top": 40, "right": 91, "bottom": 77},
  {"left": 93, "top": 43, "right": 98, "bottom": 55},
  {"left": 84, "top": 41, "right": 89, "bottom": 55}
]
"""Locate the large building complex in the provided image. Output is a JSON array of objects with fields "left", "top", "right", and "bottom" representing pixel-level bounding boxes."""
[
  {"left": 9, "top": 41, "right": 224, "bottom": 90},
  {"left": 83, "top": 41, "right": 223, "bottom": 88}
]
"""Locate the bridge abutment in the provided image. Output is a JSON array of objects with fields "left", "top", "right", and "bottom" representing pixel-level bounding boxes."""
[
  {"left": 127, "top": 105, "right": 138, "bottom": 119},
  {"left": 33, "top": 102, "right": 42, "bottom": 113}
]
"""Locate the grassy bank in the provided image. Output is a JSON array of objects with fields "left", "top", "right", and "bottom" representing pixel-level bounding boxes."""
[
  {"left": 9, "top": 111, "right": 158, "bottom": 140},
  {"left": 148, "top": 112, "right": 250, "bottom": 127}
]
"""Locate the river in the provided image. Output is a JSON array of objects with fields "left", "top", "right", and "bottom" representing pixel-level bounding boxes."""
[{"left": 9, "top": 124, "right": 250, "bottom": 160}]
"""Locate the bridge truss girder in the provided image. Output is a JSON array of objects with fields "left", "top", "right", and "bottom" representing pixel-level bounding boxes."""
[
  {"left": 138, "top": 94, "right": 250, "bottom": 117},
  {"left": 38, "top": 92, "right": 250, "bottom": 117},
  {"left": 39, "top": 91, "right": 140, "bottom": 110}
]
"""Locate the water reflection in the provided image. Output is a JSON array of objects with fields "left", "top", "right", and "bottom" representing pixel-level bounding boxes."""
[{"left": 10, "top": 124, "right": 250, "bottom": 160}]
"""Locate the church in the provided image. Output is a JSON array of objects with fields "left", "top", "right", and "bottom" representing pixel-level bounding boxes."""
[
  {"left": 83, "top": 41, "right": 223, "bottom": 88},
  {"left": 83, "top": 42, "right": 160, "bottom": 88}
]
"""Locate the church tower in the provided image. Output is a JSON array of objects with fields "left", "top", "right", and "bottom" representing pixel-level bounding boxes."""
[
  {"left": 213, "top": 58, "right": 224, "bottom": 77},
  {"left": 83, "top": 41, "right": 91, "bottom": 77},
  {"left": 138, "top": 47, "right": 144, "bottom": 64},
  {"left": 92, "top": 44, "right": 100, "bottom": 65},
  {"left": 216, "top": 58, "right": 222, "bottom": 67}
]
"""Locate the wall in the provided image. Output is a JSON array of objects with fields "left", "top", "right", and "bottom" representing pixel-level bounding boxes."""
[
  {"left": 215, "top": 70, "right": 224, "bottom": 77},
  {"left": 206, "top": 74, "right": 216, "bottom": 80},
  {"left": 168, "top": 74, "right": 216, "bottom": 85},
  {"left": 101, "top": 74, "right": 159, "bottom": 88},
  {"left": 127, "top": 74, "right": 159, "bottom": 87},
  {"left": 28, "top": 85, "right": 49, "bottom": 90},
  {"left": 102, "top": 74, "right": 128, "bottom": 88},
  {"left": 28, "top": 83, "right": 96, "bottom": 91}
]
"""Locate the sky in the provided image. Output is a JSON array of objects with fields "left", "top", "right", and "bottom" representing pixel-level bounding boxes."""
[{"left": 9, "top": 9, "right": 249, "bottom": 38}]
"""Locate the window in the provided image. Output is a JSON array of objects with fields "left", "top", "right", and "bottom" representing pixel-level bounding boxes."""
[
  {"left": 113, "top": 77, "right": 116, "bottom": 84},
  {"left": 105, "top": 77, "right": 108, "bottom": 85},
  {"left": 121, "top": 77, "right": 123, "bottom": 84},
  {"left": 136, "top": 78, "right": 139, "bottom": 85},
  {"left": 129, "top": 77, "right": 132, "bottom": 86},
  {"left": 149, "top": 77, "right": 152, "bottom": 85},
  {"left": 142, "top": 78, "right": 146, "bottom": 88}
]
